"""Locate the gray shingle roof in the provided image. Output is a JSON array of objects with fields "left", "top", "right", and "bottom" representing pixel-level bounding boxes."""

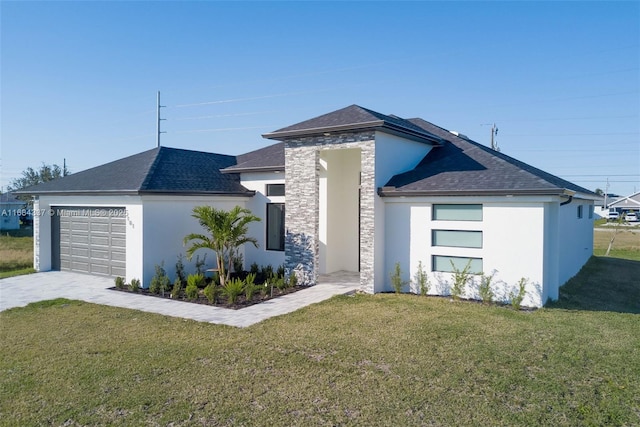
[
  {"left": 381, "top": 118, "right": 596, "bottom": 197},
  {"left": 16, "top": 147, "right": 252, "bottom": 196},
  {"left": 263, "top": 104, "right": 444, "bottom": 145},
  {"left": 221, "top": 142, "right": 284, "bottom": 173}
]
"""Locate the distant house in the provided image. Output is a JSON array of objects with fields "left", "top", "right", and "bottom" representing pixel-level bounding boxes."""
[
  {"left": 0, "top": 193, "right": 25, "bottom": 231},
  {"left": 607, "top": 191, "right": 640, "bottom": 213},
  {"left": 18, "top": 105, "right": 598, "bottom": 307}
]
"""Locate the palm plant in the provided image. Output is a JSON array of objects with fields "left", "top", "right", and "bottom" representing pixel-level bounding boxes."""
[{"left": 183, "top": 205, "right": 260, "bottom": 286}]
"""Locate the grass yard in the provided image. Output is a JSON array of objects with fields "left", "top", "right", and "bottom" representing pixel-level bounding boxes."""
[
  {"left": 0, "top": 228, "right": 35, "bottom": 278},
  {"left": 593, "top": 227, "right": 640, "bottom": 261},
  {"left": 2, "top": 265, "right": 639, "bottom": 426}
]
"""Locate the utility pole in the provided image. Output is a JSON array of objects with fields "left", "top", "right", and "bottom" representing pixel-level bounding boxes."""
[
  {"left": 490, "top": 123, "right": 499, "bottom": 151},
  {"left": 156, "top": 91, "right": 166, "bottom": 147},
  {"left": 481, "top": 123, "right": 500, "bottom": 151}
]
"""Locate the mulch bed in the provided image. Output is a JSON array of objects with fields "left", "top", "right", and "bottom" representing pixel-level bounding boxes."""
[{"left": 109, "top": 284, "right": 306, "bottom": 310}]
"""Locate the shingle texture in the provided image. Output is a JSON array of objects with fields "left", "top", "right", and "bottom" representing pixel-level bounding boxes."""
[
  {"left": 19, "top": 147, "right": 251, "bottom": 195},
  {"left": 383, "top": 118, "right": 594, "bottom": 195},
  {"left": 264, "top": 104, "right": 443, "bottom": 143},
  {"left": 222, "top": 142, "right": 284, "bottom": 173}
]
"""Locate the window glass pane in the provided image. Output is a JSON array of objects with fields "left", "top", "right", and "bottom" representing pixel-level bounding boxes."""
[
  {"left": 267, "top": 203, "right": 285, "bottom": 251},
  {"left": 433, "top": 204, "right": 482, "bottom": 221},
  {"left": 433, "top": 230, "right": 482, "bottom": 248},
  {"left": 432, "top": 256, "right": 483, "bottom": 274},
  {"left": 266, "top": 184, "right": 285, "bottom": 197},
  {"left": 577, "top": 205, "right": 583, "bottom": 218}
]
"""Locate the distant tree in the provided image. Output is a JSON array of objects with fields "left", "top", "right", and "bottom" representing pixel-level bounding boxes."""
[
  {"left": 594, "top": 188, "right": 604, "bottom": 196},
  {"left": 8, "top": 163, "right": 70, "bottom": 203}
]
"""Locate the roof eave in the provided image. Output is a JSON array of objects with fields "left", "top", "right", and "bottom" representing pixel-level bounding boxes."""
[
  {"left": 15, "top": 189, "right": 255, "bottom": 197},
  {"left": 220, "top": 165, "right": 285, "bottom": 174},
  {"left": 263, "top": 120, "right": 443, "bottom": 145},
  {"left": 377, "top": 187, "right": 572, "bottom": 198}
]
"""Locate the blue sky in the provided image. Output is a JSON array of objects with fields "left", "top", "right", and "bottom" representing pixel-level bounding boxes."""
[{"left": 1, "top": 1, "right": 638, "bottom": 196}]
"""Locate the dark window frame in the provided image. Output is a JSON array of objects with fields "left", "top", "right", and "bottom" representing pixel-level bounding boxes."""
[
  {"left": 266, "top": 203, "right": 285, "bottom": 251},
  {"left": 266, "top": 184, "right": 285, "bottom": 197}
]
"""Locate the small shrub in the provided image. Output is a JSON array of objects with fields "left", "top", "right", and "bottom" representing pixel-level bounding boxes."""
[
  {"left": 171, "top": 278, "right": 182, "bottom": 299},
  {"left": 187, "top": 273, "right": 205, "bottom": 290},
  {"left": 288, "top": 272, "right": 298, "bottom": 288},
  {"left": 413, "top": 261, "right": 430, "bottom": 296},
  {"left": 150, "top": 263, "right": 171, "bottom": 296},
  {"left": 222, "top": 278, "right": 244, "bottom": 304},
  {"left": 175, "top": 254, "right": 186, "bottom": 284},
  {"left": 390, "top": 262, "right": 406, "bottom": 294},
  {"left": 114, "top": 276, "right": 125, "bottom": 290},
  {"left": 478, "top": 272, "right": 495, "bottom": 304},
  {"left": 274, "top": 277, "right": 286, "bottom": 291},
  {"left": 195, "top": 254, "right": 207, "bottom": 276},
  {"left": 276, "top": 264, "right": 285, "bottom": 279},
  {"left": 262, "top": 264, "right": 274, "bottom": 279},
  {"left": 185, "top": 282, "right": 199, "bottom": 300},
  {"left": 130, "top": 278, "right": 141, "bottom": 293},
  {"left": 250, "top": 262, "right": 259, "bottom": 275},
  {"left": 509, "top": 278, "right": 528, "bottom": 310},
  {"left": 244, "top": 273, "right": 258, "bottom": 301},
  {"left": 450, "top": 260, "right": 472, "bottom": 301},
  {"left": 203, "top": 283, "right": 218, "bottom": 304}
]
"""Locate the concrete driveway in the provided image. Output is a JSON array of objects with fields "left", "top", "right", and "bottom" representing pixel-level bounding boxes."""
[{"left": 0, "top": 271, "right": 359, "bottom": 327}]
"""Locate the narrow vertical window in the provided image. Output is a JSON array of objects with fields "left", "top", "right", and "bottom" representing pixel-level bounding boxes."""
[
  {"left": 577, "top": 205, "right": 583, "bottom": 219},
  {"left": 266, "top": 203, "right": 285, "bottom": 251},
  {"left": 588, "top": 205, "right": 594, "bottom": 219}
]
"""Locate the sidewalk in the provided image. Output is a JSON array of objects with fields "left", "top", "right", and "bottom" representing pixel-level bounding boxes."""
[{"left": 0, "top": 271, "right": 360, "bottom": 327}]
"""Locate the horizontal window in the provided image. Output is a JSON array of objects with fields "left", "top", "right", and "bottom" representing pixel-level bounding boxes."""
[
  {"left": 432, "top": 255, "right": 483, "bottom": 274},
  {"left": 432, "top": 230, "right": 482, "bottom": 248},
  {"left": 266, "top": 184, "right": 285, "bottom": 197},
  {"left": 433, "top": 204, "right": 482, "bottom": 221}
]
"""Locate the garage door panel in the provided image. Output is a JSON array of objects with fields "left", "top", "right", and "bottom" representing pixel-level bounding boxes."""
[
  {"left": 53, "top": 206, "right": 126, "bottom": 278},
  {"left": 111, "top": 237, "right": 126, "bottom": 248},
  {"left": 111, "top": 224, "right": 126, "bottom": 233},
  {"left": 91, "top": 222, "right": 110, "bottom": 232},
  {"left": 91, "top": 235, "right": 110, "bottom": 246},
  {"left": 111, "top": 251, "right": 126, "bottom": 262}
]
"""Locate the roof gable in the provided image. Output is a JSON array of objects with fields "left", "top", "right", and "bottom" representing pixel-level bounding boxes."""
[
  {"left": 17, "top": 147, "right": 252, "bottom": 196},
  {"left": 263, "top": 104, "right": 443, "bottom": 145}
]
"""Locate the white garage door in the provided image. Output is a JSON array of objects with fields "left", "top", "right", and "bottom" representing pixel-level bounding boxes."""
[{"left": 52, "top": 207, "right": 126, "bottom": 277}]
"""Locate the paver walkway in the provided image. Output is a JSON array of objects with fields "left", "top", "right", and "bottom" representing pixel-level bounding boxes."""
[{"left": 0, "top": 271, "right": 360, "bottom": 327}]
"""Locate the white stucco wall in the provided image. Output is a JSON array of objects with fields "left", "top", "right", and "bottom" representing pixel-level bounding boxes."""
[
  {"left": 33, "top": 195, "right": 143, "bottom": 280},
  {"left": 383, "top": 196, "right": 567, "bottom": 307},
  {"left": 557, "top": 199, "right": 594, "bottom": 286},
  {"left": 141, "top": 195, "right": 250, "bottom": 287},
  {"left": 32, "top": 194, "right": 250, "bottom": 287},
  {"left": 240, "top": 172, "right": 286, "bottom": 269},
  {"left": 373, "top": 131, "right": 434, "bottom": 292},
  {"left": 319, "top": 149, "right": 360, "bottom": 274}
]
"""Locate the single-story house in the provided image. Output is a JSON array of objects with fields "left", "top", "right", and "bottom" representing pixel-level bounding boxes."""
[
  {"left": 0, "top": 192, "right": 25, "bottom": 230},
  {"left": 607, "top": 191, "right": 640, "bottom": 213},
  {"left": 19, "top": 105, "right": 598, "bottom": 307}
]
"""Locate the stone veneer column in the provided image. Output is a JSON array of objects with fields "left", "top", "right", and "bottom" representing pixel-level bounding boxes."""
[
  {"left": 283, "top": 132, "right": 376, "bottom": 292},
  {"left": 358, "top": 142, "right": 376, "bottom": 293},
  {"left": 284, "top": 143, "right": 319, "bottom": 285}
]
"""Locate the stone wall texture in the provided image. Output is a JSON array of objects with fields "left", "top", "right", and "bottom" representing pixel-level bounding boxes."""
[{"left": 284, "top": 132, "right": 376, "bottom": 292}]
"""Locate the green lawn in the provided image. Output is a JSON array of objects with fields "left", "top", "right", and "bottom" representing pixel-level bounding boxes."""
[
  {"left": 0, "top": 228, "right": 34, "bottom": 277},
  {"left": 1, "top": 257, "right": 639, "bottom": 426}
]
